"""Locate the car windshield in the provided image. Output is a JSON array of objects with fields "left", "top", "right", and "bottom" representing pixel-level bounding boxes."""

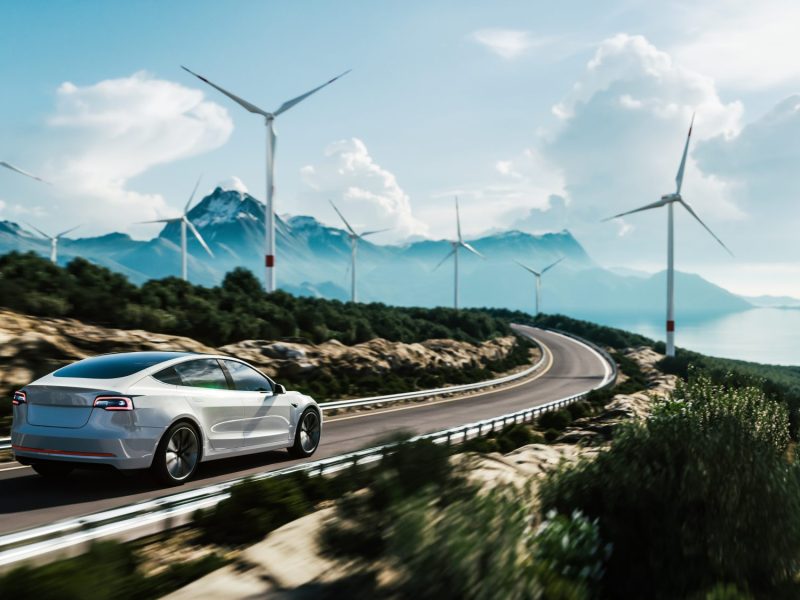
[{"left": 53, "top": 352, "right": 188, "bottom": 379}]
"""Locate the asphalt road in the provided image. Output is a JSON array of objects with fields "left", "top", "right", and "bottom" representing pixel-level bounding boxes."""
[{"left": 0, "top": 326, "right": 609, "bottom": 535}]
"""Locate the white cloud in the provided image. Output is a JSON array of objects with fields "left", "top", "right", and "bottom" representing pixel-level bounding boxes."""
[
  {"left": 47, "top": 71, "right": 233, "bottom": 234},
  {"left": 424, "top": 147, "right": 568, "bottom": 239},
  {"left": 297, "top": 138, "right": 427, "bottom": 242},
  {"left": 536, "top": 34, "right": 746, "bottom": 266},
  {"left": 470, "top": 29, "right": 544, "bottom": 60},
  {"left": 671, "top": 0, "right": 800, "bottom": 90}
]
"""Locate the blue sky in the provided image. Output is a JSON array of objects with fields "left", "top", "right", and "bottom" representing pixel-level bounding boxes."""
[{"left": 2, "top": 0, "right": 800, "bottom": 296}]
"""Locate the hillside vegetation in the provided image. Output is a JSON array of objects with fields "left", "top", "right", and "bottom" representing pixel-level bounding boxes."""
[
  {"left": 532, "top": 312, "right": 800, "bottom": 435},
  {"left": 0, "top": 251, "right": 530, "bottom": 347}
]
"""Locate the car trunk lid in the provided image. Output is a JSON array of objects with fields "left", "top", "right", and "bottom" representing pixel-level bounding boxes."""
[{"left": 25, "top": 385, "right": 110, "bottom": 429}]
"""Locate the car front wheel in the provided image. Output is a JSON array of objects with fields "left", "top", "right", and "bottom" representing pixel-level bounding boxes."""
[{"left": 289, "top": 408, "right": 321, "bottom": 458}]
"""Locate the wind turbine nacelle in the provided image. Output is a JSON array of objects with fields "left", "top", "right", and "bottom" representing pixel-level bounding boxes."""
[{"left": 661, "top": 193, "right": 680, "bottom": 202}]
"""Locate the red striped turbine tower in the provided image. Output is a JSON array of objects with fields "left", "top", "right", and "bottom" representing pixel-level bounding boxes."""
[
  {"left": 604, "top": 114, "right": 733, "bottom": 357},
  {"left": 181, "top": 66, "right": 350, "bottom": 293}
]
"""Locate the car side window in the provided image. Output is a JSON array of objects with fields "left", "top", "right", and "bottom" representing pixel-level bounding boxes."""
[
  {"left": 153, "top": 366, "right": 184, "bottom": 386},
  {"left": 222, "top": 360, "right": 273, "bottom": 392},
  {"left": 171, "top": 359, "right": 230, "bottom": 390}
]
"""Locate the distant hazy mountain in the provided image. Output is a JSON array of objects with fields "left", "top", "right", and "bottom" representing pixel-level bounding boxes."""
[
  {"left": 742, "top": 294, "right": 800, "bottom": 308},
  {"left": 0, "top": 186, "right": 751, "bottom": 317}
]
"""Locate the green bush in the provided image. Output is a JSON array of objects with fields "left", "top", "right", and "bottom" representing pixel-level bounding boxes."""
[
  {"left": 539, "top": 408, "right": 573, "bottom": 431},
  {"left": 386, "top": 486, "right": 551, "bottom": 600},
  {"left": 534, "top": 509, "right": 611, "bottom": 589},
  {"left": 0, "top": 541, "right": 227, "bottom": 600},
  {"left": 540, "top": 375, "right": 800, "bottom": 598},
  {"left": 195, "top": 475, "right": 310, "bottom": 546},
  {"left": 0, "top": 251, "right": 531, "bottom": 347},
  {"left": 320, "top": 438, "right": 473, "bottom": 564}
]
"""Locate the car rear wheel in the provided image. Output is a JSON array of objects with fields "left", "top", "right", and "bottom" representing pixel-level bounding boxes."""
[
  {"left": 289, "top": 408, "right": 321, "bottom": 458},
  {"left": 151, "top": 422, "right": 201, "bottom": 486},
  {"left": 32, "top": 462, "right": 74, "bottom": 479}
]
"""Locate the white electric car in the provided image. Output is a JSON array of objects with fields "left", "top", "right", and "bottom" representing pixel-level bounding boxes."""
[{"left": 11, "top": 352, "right": 321, "bottom": 485}]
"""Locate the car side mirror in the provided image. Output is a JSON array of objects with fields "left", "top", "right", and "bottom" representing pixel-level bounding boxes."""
[{"left": 274, "top": 383, "right": 286, "bottom": 395}]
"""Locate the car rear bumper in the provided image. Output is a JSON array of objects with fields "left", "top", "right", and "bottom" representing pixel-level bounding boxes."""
[{"left": 11, "top": 423, "right": 164, "bottom": 470}]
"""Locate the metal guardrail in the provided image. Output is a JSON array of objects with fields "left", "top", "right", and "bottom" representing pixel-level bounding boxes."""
[
  {"left": 319, "top": 336, "right": 548, "bottom": 411},
  {"left": 0, "top": 328, "right": 617, "bottom": 569}
]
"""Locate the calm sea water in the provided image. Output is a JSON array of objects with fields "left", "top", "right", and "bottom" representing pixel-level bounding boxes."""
[{"left": 576, "top": 308, "right": 800, "bottom": 367}]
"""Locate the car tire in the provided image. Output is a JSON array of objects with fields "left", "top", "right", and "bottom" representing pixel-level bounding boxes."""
[
  {"left": 151, "top": 422, "right": 201, "bottom": 486},
  {"left": 289, "top": 408, "right": 322, "bottom": 458},
  {"left": 32, "top": 462, "right": 74, "bottom": 479}
]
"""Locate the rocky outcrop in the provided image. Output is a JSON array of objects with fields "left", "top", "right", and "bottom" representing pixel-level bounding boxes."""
[
  {"left": 0, "top": 308, "right": 524, "bottom": 402},
  {"left": 0, "top": 309, "right": 215, "bottom": 399},
  {"left": 220, "top": 336, "right": 519, "bottom": 381}
]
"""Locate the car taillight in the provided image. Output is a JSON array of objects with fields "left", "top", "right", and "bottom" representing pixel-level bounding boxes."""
[
  {"left": 93, "top": 396, "right": 134, "bottom": 411},
  {"left": 12, "top": 391, "right": 26, "bottom": 405}
]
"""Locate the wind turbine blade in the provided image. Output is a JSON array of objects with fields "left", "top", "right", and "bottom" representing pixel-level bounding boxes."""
[
  {"left": 433, "top": 247, "right": 456, "bottom": 271},
  {"left": 1, "top": 161, "right": 48, "bottom": 184},
  {"left": 541, "top": 256, "right": 565, "bottom": 274},
  {"left": 359, "top": 228, "right": 391, "bottom": 237},
  {"left": 329, "top": 199, "right": 356, "bottom": 236},
  {"left": 186, "top": 219, "right": 214, "bottom": 258},
  {"left": 455, "top": 196, "right": 462, "bottom": 242},
  {"left": 56, "top": 225, "right": 80, "bottom": 239},
  {"left": 185, "top": 175, "right": 203, "bottom": 214},
  {"left": 181, "top": 66, "right": 270, "bottom": 117},
  {"left": 272, "top": 69, "right": 351, "bottom": 116},
  {"left": 602, "top": 198, "right": 670, "bottom": 222},
  {"left": 513, "top": 259, "right": 539, "bottom": 276},
  {"left": 461, "top": 241, "right": 485, "bottom": 258},
  {"left": 678, "top": 200, "right": 733, "bottom": 257},
  {"left": 26, "top": 222, "right": 52, "bottom": 240},
  {"left": 675, "top": 112, "right": 695, "bottom": 194},
  {"left": 136, "top": 218, "right": 179, "bottom": 224}
]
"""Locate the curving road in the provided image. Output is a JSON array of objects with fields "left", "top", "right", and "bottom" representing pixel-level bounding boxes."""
[{"left": 0, "top": 326, "right": 609, "bottom": 535}]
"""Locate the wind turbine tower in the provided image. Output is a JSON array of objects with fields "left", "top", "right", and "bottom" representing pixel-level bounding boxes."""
[
  {"left": 181, "top": 65, "right": 350, "bottom": 293},
  {"left": 138, "top": 177, "right": 214, "bottom": 281},
  {"left": 434, "top": 197, "right": 484, "bottom": 309},
  {"left": 27, "top": 223, "right": 80, "bottom": 264},
  {"left": 514, "top": 257, "right": 564, "bottom": 316},
  {"left": 604, "top": 114, "right": 732, "bottom": 357},
  {"left": 329, "top": 200, "right": 389, "bottom": 303}
]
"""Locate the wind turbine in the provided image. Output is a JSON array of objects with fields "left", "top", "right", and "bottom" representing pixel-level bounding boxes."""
[
  {"left": 329, "top": 200, "right": 389, "bottom": 303},
  {"left": 434, "top": 197, "right": 484, "bottom": 309},
  {"left": 1, "top": 161, "right": 48, "bottom": 184},
  {"left": 181, "top": 65, "right": 350, "bottom": 293},
  {"left": 27, "top": 223, "right": 80, "bottom": 264},
  {"left": 514, "top": 257, "right": 564, "bottom": 316},
  {"left": 604, "top": 114, "right": 732, "bottom": 357},
  {"left": 138, "top": 177, "right": 213, "bottom": 281}
]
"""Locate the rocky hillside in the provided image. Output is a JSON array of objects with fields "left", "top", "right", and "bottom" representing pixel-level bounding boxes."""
[{"left": 0, "top": 308, "right": 531, "bottom": 427}]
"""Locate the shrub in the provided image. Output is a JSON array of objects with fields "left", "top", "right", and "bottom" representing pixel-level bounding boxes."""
[
  {"left": 386, "top": 486, "right": 550, "bottom": 600},
  {"left": 0, "top": 541, "right": 227, "bottom": 600},
  {"left": 195, "top": 476, "right": 310, "bottom": 546},
  {"left": 540, "top": 375, "right": 800, "bottom": 598},
  {"left": 567, "top": 400, "right": 592, "bottom": 421},
  {"left": 320, "top": 439, "right": 473, "bottom": 563},
  {"left": 534, "top": 509, "right": 611, "bottom": 588},
  {"left": 539, "top": 408, "right": 573, "bottom": 431}
]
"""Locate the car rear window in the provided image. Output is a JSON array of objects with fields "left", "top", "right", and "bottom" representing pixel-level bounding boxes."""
[{"left": 53, "top": 352, "right": 187, "bottom": 379}]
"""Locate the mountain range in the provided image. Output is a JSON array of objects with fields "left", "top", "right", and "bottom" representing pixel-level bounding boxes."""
[{"left": 0, "top": 186, "right": 753, "bottom": 317}]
